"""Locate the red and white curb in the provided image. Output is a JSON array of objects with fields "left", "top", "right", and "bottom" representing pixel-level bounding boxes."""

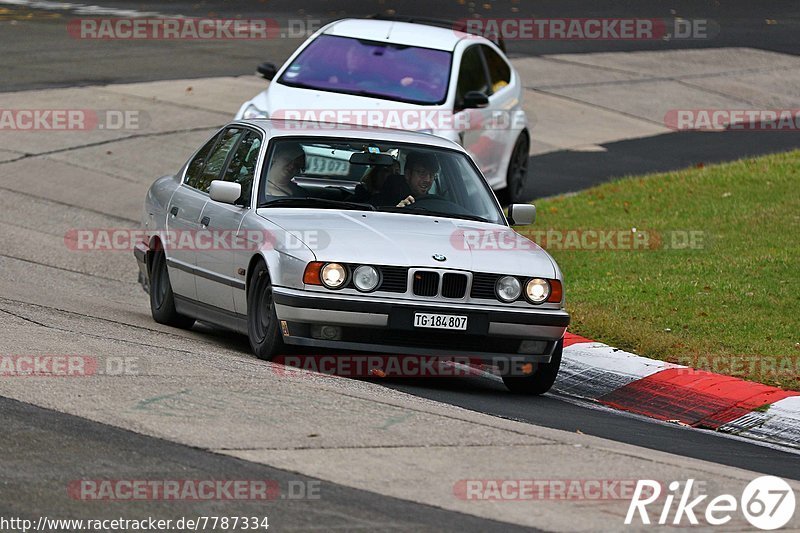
[{"left": 558, "top": 333, "right": 800, "bottom": 449}]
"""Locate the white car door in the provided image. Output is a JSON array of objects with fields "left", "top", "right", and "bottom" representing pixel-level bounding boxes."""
[
  {"left": 480, "top": 44, "right": 521, "bottom": 185},
  {"left": 195, "top": 128, "right": 262, "bottom": 312},
  {"left": 164, "top": 132, "right": 227, "bottom": 300},
  {"left": 452, "top": 44, "right": 496, "bottom": 181}
]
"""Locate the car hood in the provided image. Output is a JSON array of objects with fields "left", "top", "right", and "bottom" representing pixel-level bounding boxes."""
[{"left": 255, "top": 209, "right": 557, "bottom": 278}]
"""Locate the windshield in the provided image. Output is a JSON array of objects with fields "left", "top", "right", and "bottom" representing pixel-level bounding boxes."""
[
  {"left": 277, "top": 35, "right": 452, "bottom": 105},
  {"left": 258, "top": 138, "right": 505, "bottom": 225}
]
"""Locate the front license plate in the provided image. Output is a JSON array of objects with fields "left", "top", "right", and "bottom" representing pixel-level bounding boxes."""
[{"left": 413, "top": 313, "right": 468, "bottom": 331}]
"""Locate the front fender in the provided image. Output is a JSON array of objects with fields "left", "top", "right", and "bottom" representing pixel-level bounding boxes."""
[{"left": 233, "top": 211, "right": 317, "bottom": 314}]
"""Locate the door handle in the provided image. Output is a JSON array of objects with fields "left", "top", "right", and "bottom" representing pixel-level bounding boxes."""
[
  {"left": 170, "top": 206, "right": 179, "bottom": 216},
  {"left": 200, "top": 216, "right": 210, "bottom": 227}
]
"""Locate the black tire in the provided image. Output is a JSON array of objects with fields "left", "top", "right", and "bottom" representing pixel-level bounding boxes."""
[
  {"left": 149, "top": 249, "right": 195, "bottom": 329},
  {"left": 247, "top": 261, "right": 285, "bottom": 361},
  {"left": 502, "top": 338, "right": 563, "bottom": 395},
  {"left": 506, "top": 132, "right": 530, "bottom": 204}
]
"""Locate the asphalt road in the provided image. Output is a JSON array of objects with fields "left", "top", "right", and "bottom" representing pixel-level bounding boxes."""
[
  {"left": 382, "top": 377, "right": 800, "bottom": 480},
  {"left": 0, "top": 396, "right": 534, "bottom": 532},
  {"left": 3, "top": 0, "right": 799, "bottom": 95},
  {"left": 3, "top": 0, "right": 799, "bottom": 200},
  {"left": 1, "top": 1, "right": 799, "bottom": 528},
  {"left": 3, "top": 0, "right": 800, "bottom": 90}
]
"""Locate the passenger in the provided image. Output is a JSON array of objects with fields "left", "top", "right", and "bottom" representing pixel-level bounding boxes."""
[
  {"left": 363, "top": 159, "right": 400, "bottom": 193},
  {"left": 349, "top": 159, "right": 400, "bottom": 203},
  {"left": 265, "top": 143, "right": 306, "bottom": 197}
]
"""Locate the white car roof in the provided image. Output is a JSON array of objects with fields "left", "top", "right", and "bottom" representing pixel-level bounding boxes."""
[
  {"left": 240, "top": 119, "right": 465, "bottom": 151},
  {"left": 323, "top": 18, "right": 474, "bottom": 51}
]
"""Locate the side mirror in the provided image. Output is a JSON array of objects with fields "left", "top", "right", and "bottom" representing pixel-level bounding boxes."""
[
  {"left": 508, "top": 204, "right": 535, "bottom": 226},
  {"left": 209, "top": 180, "right": 242, "bottom": 205},
  {"left": 461, "top": 91, "right": 490, "bottom": 109},
  {"left": 257, "top": 62, "right": 278, "bottom": 80}
]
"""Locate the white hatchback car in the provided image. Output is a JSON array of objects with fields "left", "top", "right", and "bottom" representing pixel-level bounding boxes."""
[{"left": 235, "top": 17, "right": 531, "bottom": 202}]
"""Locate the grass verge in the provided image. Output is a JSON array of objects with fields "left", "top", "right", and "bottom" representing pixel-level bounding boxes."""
[{"left": 523, "top": 150, "right": 800, "bottom": 390}]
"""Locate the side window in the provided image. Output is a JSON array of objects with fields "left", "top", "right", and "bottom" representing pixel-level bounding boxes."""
[
  {"left": 482, "top": 45, "right": 511, "bottom": 94},
  {"left": 194, "top": 128, "right": 243, "bottom": 193},
  {"left": 455, "top": 46, "right": 490, "bottom": 108},
  {"left": 184, "top": 133, "right": 221, "bottom": 189},
  {"left": 222, "top": 130, "right": 262, "bottom": 206}
]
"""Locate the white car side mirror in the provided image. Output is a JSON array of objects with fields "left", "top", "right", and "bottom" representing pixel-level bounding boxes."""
[
  {"left": 508, "top": 204, "right": 536, "bottom": 226},
  {"left": 209, "top": 180, "right": 242, "bottom": 205}
]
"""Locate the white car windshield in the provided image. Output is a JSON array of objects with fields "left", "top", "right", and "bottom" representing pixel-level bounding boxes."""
[
  {"left": 277, "top": 35, "right": 452, "bottom": 105},
  {"left": 259, "top": 138, "right": 505, "bottom": 225}
]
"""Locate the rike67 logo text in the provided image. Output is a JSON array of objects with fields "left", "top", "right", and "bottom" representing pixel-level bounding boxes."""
[{"left": 626, "top": 476, "right": 795, "bottom": 530}]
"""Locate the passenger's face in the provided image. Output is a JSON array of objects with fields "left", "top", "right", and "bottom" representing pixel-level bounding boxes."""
[
  {"left": 273, "top": 154, "right": 305, "bottom": 184},
  {"left": 373, "top": 166, "right": 392, "bottom": 189},
  {"left": 406, "top": 164, "right": 434, "bottom": 197}
]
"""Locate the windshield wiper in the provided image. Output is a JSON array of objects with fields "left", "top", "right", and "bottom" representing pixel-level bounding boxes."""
[
  {"left": 376, "top": 206, "right": 491, "bottom": 223},
  {"left": 276, "top": 80, "right": 320, "bottom": 91},
  {"left": 259, "top": 197, "right": 376, "bottom": 211},
  {"left": 278, "top": 80, "right": 380, "bottom": 97}
]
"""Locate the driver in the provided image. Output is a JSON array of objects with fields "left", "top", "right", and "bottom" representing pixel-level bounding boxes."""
[{"left": 395, "top": 151, "right": 437, "bottom": 207}]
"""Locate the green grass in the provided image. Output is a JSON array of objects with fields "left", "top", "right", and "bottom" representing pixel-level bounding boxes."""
[{"left": 522, "top": 151, "right": 800, "bottom": 390}]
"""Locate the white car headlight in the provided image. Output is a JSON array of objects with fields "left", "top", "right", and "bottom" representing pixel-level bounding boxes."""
[
  {"left": 353, "top": 265, "right": 380, "bottom": 292},
  {"left": 321, "top": 263, "right": 347, "bottom": 289},
  {"left": 495, "top": 276, "right": 521, "bottom": 302},
  {"left": 525, "top": 278, "right": 551, "bottom": 304},
  {"left": 242, "top": 103, "right": 268, "bottom": 120}
]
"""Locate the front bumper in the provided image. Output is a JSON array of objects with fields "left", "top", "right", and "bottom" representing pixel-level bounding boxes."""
[{"left": 272, "top": 287, "right": 569, "bottom": 363}]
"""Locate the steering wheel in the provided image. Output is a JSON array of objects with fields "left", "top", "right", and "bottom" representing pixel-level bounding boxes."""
[
  {"left": 404, "top": 194, "right": 475, "bottom": 217},
  {"left": 409, "top": 194, "right": 446, "bottom": 204}
]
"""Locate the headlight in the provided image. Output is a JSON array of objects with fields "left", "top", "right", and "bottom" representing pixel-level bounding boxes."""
[
  {"left": 525, "top": 278, "right": 551, "bottom": 304},
  {"left": 320, "top": 263, "right": 347, "bottom": 289},
  {"left": 242, "top": 103, "right": 268, "bottom": 120},
  {"left": 352, "top": 265, "right": 380, "bottom": 292},
  {"left": 495, "top": 276, "right": 521, "bottom": 302}
]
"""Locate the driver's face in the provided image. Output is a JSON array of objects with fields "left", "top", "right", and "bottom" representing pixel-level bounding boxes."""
[{"left": 407, "top": 165, "right": 434, "bottom": 197}]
